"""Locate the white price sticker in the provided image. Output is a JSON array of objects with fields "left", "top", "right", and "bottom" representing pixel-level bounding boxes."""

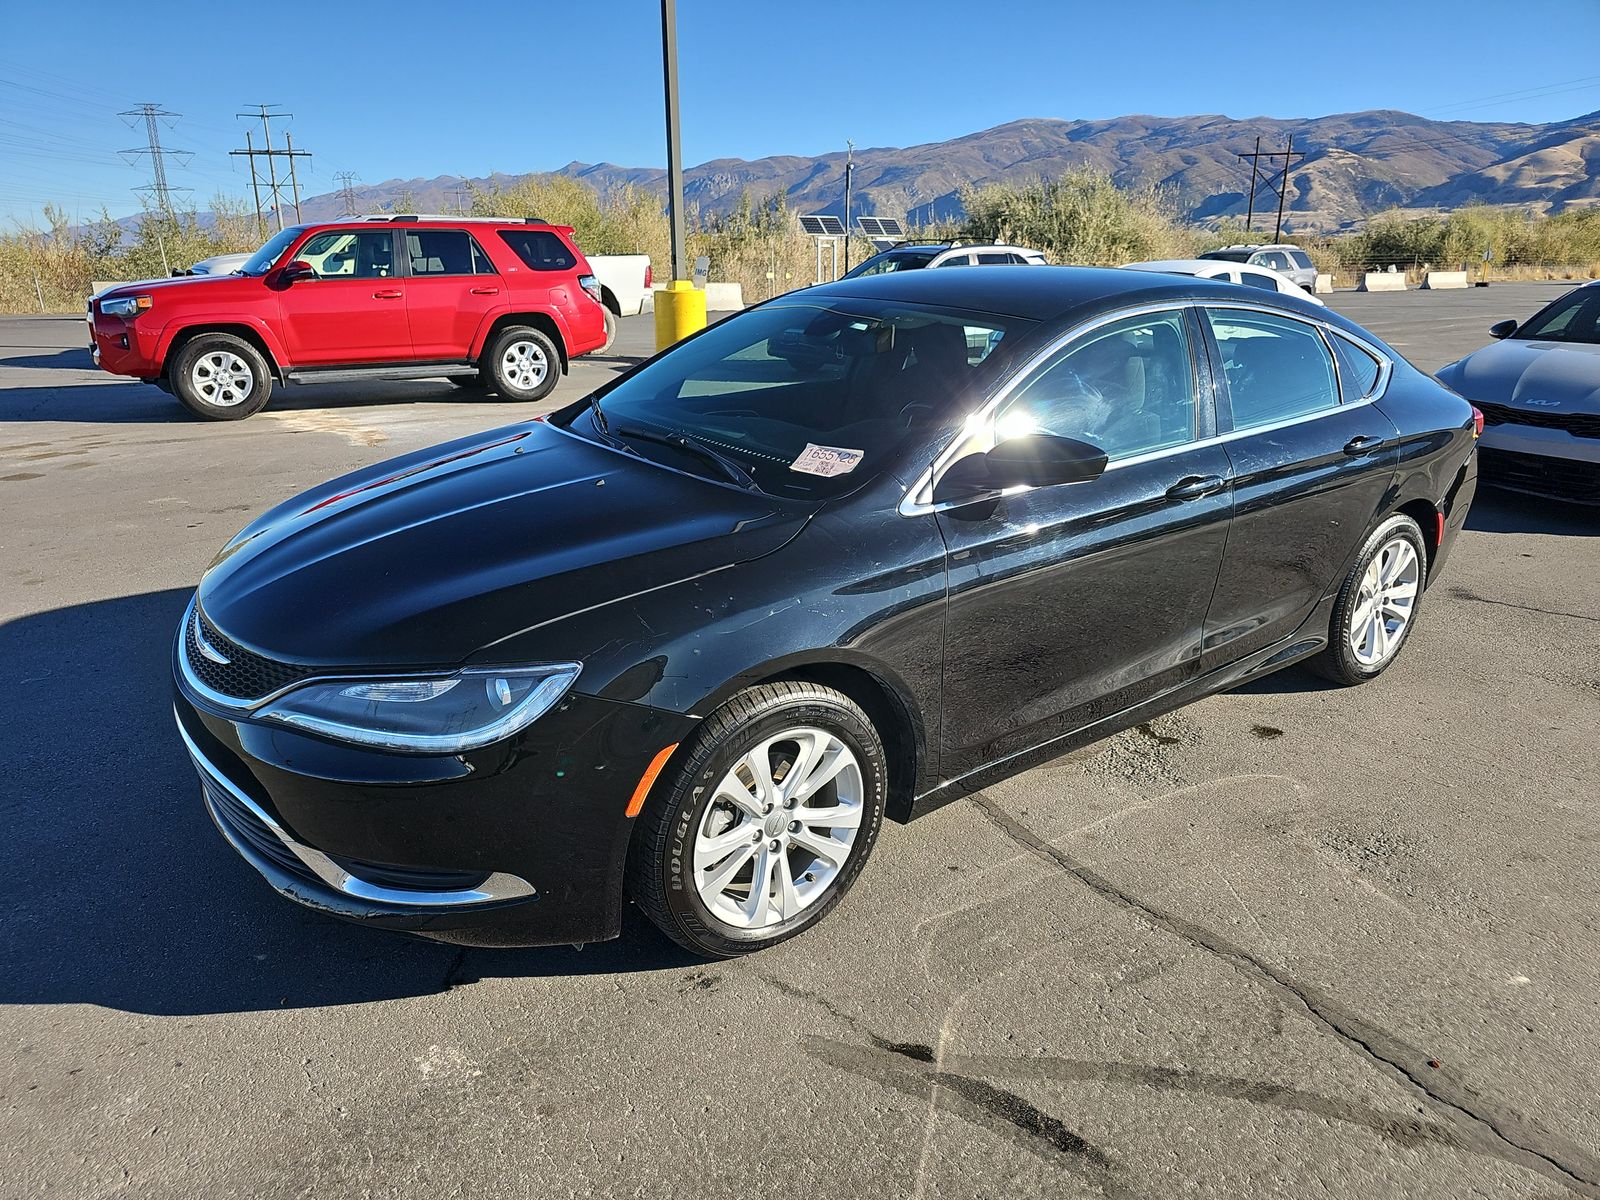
[{"left": 789, "top": 443, "right": 864, "bottom": 477}]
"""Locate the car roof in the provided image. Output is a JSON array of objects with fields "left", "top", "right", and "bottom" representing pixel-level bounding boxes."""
[{"left": 805, "top": 263, "right": 1309, "bottom": 322}]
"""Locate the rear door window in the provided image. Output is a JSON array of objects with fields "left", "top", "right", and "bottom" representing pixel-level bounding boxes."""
[
  {"left": 1205, "top": 309, "right": 1340, "bottom": 430},
  {"left": 1240, "top": 271, "right": 1280, "bottom": 292},
  {"left": 498, "top": 229, "right": 578, "bottom": 271},
  {"left": 976, "top": 252, "right": 1011, "bottom": 264},
  {"left": 406, "top": 230, "right": 497, "bottom": 276}
]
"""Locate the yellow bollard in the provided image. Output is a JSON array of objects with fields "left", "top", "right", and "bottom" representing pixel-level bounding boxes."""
[{"left": 654, "top": 279, "right": 708, "bottom": 352}]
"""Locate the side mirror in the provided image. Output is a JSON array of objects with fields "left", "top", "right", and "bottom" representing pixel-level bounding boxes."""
[
  {"left": 933, "top": 433, "right": 1108, "bottom": 503},
  {"left": 280, "top": 260, "right": 316, "bottom": 284},
  {"left": 1489, "top": 319, "right": 1517, "bottom": 340}
]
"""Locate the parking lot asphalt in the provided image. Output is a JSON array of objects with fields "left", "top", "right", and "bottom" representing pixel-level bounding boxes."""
[{"left": 2, "top": 283, "right": 1597, "bottom": 1199}]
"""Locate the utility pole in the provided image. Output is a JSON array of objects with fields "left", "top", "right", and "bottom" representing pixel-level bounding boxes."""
[
  {"left": 654, "top": 0, "right": 705, "bottom": 349},
  {"left": 334, "top": 171, "right": 361, "bottom": 217},
  {"left": 1242, "top": 136, "right": 1260, "bottom": 233},
  {"left": 843, "top": 140, "right": 855, "bottom": 273},
  {"left": 243, "top": 131, "right": 266, "bottom": 237},
  {"left": 231, "top": 105, "right": 311, "bottom": 231},
  {"left": 449, "top": 186, "right": 471, "bottom": 214},
  {"left": 118, "top": 103, "right": 192, "bottom": 218},
  {"left": 1236, "top": 135, "right": 1305, "bottom": 239},
  {"left": 1274, "top": 133, "right": 1295, "bottom": 243}
]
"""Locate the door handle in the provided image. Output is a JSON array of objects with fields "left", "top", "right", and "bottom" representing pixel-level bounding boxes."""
[
  {"left": 373, "top": 289, "right": 404, "bottom": 300},
  {"left": 469, "top": 286, "right": 500, "bottom": 296},
  {"left": 1343, "top": 435, "right": 1386, "bottom": 456},
  {"left": 1166, "top": 474, "right": 1227, "bottom": 501}
]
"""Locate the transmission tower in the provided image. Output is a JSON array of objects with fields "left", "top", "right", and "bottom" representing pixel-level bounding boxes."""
[
  {"left": 118, "top": 103, "right": 192, "bottom": 217},
  {"left": 334, "top": 171, "right": 361, "bottom": 216},
  {"left": 231, "top": 105, "right": 312, "bottom": 232}
]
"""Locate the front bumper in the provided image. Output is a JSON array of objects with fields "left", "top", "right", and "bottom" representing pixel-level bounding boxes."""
[
  {"left": 173, "top": 683, "right": 694, "bottom": 947},
  {"left": 89, "top": 311, "right": 162, "bottom": 378},
  {"left": 1478, "top": 422, "right": 1600, "bottom": 503}
]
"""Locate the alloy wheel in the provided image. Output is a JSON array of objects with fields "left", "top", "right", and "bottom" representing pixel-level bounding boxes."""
[
  {"left": 500, "top": 340, "right": 548, "bottom": 391},
  {"left": 190, "top": 350, "right": 254, "bottom": 407},
  {"left": 692, "top": 727, "right": 864, "bottom": 930},
  {"left": 1349, "top": 537, "right": 1420, "bottom": 666}
]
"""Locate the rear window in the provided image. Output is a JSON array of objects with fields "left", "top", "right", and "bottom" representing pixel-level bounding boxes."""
[
  {"left": 498, "top": 229, "right": 578, "bottom": 272},
  {"left": 1289, "top": 250, "right": 1314, "bottom": 270},
  {"left": 1201, "top": 249, "right": 1251, "bottom": 263}
]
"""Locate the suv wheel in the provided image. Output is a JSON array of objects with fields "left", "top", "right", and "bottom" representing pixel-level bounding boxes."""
[
  {"left": 599, "top": 308, "right": 618, "bottom": 354},
  {"left": 627, "top": 682, "right": 886, "bottom": 957},
  {"left": 486, "top": 326, "right": 560, "bottom": 403},
  {"left": 171, "top": 334, "right": 272, "bottom": 420},
  {"left": 1308, "top": 514, "right": 1426, "bottom": 686}
]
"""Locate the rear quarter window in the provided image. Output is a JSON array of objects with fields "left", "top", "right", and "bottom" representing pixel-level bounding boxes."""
[{"left": 498, "top": 229, "right": 578, "bottom": 271}]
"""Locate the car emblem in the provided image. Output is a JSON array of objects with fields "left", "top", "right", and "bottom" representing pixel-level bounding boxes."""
[
  {"left": 194, "top": 618, "right": 232, "bottom": 665},
  {"left": 1521, "top": 398, "right": 1562, "bottom": 408}
]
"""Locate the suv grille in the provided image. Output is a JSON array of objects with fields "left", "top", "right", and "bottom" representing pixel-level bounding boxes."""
[
  {"left": 186, "top": 606, "right": 317, "bottom": 701},
  {"left": 1476, "top": 401, "right": 1600, "bottom": 439}
]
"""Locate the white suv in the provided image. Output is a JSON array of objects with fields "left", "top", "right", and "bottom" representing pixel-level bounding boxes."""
[
  {"left": 843, "top": 241, "right": 1046, "bottom": 279},
  {"left": 1198, "top": 243, "right": 1317, "bottom": 291}
]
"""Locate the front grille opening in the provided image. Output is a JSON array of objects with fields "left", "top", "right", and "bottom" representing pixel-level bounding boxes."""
[
  {"left": 326, "top": 855, "right": 490, "bottom": 893},
  {"left": 1479, "top": 448, "right": 1600, "bottom": 503},
  {"left": 203, "top": 776, "right": 319, "bottom": 885},
  {"left": 1477, "top": 401, "right": 1600, "bottom": 440},
  {"left": 186, "top": 605, "right": 318, "bottom": 701}
]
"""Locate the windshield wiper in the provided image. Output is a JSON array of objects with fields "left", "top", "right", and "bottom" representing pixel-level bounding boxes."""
[
  {"left": 612, "top": 423, "right": 759, "bottom": 491},
  {"left": 588, "top": 394, "right": 611, "bottom": 434}
]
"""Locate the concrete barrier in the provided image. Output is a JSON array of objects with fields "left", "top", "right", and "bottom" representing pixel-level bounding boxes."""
[
  {"left": 703, "top": 282, "right": 745, "bottom": 312},
  {"left": 1314, "top": 273, "right": 1334, "bottom": 294},
  {"left": 89, "top": 281, "right": 132, "bottom": 298},
  {"left": 1358, "top": 272, "right": 1407, "bottom": 292},
  {"left": 1422, "top": 270, "right": 1469, "bottom": 290}
]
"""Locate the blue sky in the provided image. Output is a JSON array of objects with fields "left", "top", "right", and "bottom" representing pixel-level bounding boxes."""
[{"left": 3, "top": 0, "right": 1597, "bottom": 227}]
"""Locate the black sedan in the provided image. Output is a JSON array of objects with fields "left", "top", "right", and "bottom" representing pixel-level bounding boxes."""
[{"left": 173, "top": 267, "right": 1480, "bottom": 957}]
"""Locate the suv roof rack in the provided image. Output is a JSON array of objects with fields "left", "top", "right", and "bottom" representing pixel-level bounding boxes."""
[{"left": 351, "top": 213, "right": 550, "bottom": 225}]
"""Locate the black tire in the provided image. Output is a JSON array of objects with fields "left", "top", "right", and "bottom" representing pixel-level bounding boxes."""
[
  {"left": 1307, "top": 513, "right": 1427, "bottom": 686},
  {"left": 627, "top": 682, "right": 887, "bottom": 957},
  {"left": 599, "top": 307, "right": 618, "bottom": 354},
  {"left": 485, "top": 326, "right": 561, "bottom": 403},
  {"left": 170, "top": 333, "right": 272, "bottom": 420}
]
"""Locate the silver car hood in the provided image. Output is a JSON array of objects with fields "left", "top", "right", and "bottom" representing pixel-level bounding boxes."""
[{"left": 1441, "top": 338, "right": 1600, "bottom": 413}]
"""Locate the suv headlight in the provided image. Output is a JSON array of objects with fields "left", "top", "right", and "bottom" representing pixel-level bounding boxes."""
[
  {"left": 100, "top": 294, "right": 151, "bottom": 317},
  {"left": 257, "top": 663, "right": 582, "bottom": 754}
]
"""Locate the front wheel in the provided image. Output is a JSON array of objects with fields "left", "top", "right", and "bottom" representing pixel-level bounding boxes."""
[
  {"left": 485, "top": 326, "right": 560, "bottom": 403},
  {"left": 1308, "top": 514, "right": 1426, "bottom": 685},
  {"left": 627, "top": 682, "right": 886, "bottom": 957},
  {"left": 170, "top": 333, "right": 272, "bottom": 420}
]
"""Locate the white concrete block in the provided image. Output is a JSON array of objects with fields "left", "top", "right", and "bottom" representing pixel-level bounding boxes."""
[
  {"left": 1358, "top": 272, "right": 1407, "bottom": 292},
  {"left": 1422, "top": 270, "right": 1469, "bottom": 290},
  {"left": 703, "top": 282, "right": 745, "bottom": 311},
  {"left": 1314, "top": 273, "right": 1334, "bottom": 294}
]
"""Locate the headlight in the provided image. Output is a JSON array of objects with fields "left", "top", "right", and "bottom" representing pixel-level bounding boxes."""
[
  {"left": 257, "top": 663, "right": 582, "bottom": 754},
  {"left": 100, "top": 294, "right": 151, "bottom": 317}
]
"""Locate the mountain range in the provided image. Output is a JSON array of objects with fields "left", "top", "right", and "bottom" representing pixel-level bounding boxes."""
[{"left": 248, "top": 108, "right": 1600, "bottom": 235}]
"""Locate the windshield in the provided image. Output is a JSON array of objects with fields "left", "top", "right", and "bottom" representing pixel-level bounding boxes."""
[
  {"left": 843, "top": 251, "right": 936, "bottom": 279},
  {"left": 573, "top": 299, "right": 1034, "bottom": 500},
  {"left": 1515, "top": 287, "right": 1600, "bottom": 345},
  {"left": 240, "top": 226, "right": 305, "bottom": 276}
]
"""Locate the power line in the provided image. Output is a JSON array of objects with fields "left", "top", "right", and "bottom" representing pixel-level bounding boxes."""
[
  {"left": 1237, "top": 136, "right": 1304, "bottom": 241},
  {"left": 117, "top": 103, "right": 191, "bottom": 217}
]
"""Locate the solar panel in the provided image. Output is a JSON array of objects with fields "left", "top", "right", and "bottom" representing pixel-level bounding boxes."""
[
  {"left": 799, "top": 214, "right": 845, "bottom": 236},
  {"left": 856, "top": 216, "right": 904, "bottom": 238}
]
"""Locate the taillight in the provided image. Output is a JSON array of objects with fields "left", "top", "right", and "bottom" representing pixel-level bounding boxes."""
[
  {"left": 577, "top": 273, "right": 603, "bottom": 305},
  {"left": 643, "top": 263, "right": 653, "bottom": 289},
  {"left": 1470, "top": 406, "right": 1484, "bottom": 438}
]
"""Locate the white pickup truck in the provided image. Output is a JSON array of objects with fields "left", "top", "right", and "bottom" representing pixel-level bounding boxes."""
[{"left": 585, "top": 254, "right": 653, "bottom": 351}]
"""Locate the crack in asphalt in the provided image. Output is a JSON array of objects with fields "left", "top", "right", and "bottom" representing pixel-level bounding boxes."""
[
  {"left": 1448, "top": 587, "right": 1600, "bottom": 624},
  {"left": 969, "top": 792, "right": 1600, "bottom": 1198}
]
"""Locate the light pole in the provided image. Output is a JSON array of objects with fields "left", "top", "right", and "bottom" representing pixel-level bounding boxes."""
[
  {"left": 843, "top": 140, "right": 855, "bottom": 273},
  {"left": 654, "top": 0, "right": 707, "bottom": 350}
]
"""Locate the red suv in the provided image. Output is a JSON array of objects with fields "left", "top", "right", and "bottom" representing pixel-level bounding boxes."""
[{"left": 89, "top": 216, "right": 608, "bottom": 420}]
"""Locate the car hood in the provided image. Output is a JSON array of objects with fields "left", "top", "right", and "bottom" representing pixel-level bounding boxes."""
[
  {"left": 198, "top": 421, "right": 810, "bottom": 669},
  {"left": 1439, "top": 338, "right": 1600, "bottom": 411}
]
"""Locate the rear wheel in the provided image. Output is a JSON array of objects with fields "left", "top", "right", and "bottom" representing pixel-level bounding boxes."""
[
  {"left": 1308, "top": 514, "right": 1426, "bottom": 685},
  {"left": 170, "top": 333, "right": 272, "bottom": 420},
  {"left": 485, "top": 326, "right": 560, "bottom": 402},
  {"left": 599, "top": 307, "right": 618, "bottom": 354},
  {"left": 627, "top": 682, "right": 886, "bottom": 957}
]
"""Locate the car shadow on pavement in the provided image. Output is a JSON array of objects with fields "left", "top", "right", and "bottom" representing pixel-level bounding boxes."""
[
  {"left": 0, "top": 589, "right": 695, "bottom": 1017},
  {"left": 1465, "top": 486, "right": 1597, "bottom": 537},
  {"left": 6, "top": 347, "right": 94, "bottom": 371}
]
